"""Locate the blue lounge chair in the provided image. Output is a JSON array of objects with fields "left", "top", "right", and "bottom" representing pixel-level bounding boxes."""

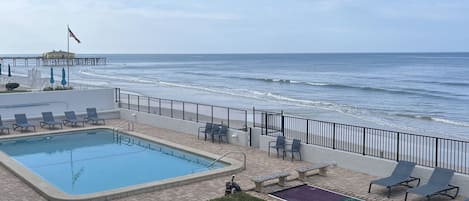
[
  {"left": 405, "top": 167, "right": 459, "bottom": 201},
  {"left": 13, "top": 114, "right": 36, "bottom": 132},
  {"left": 369, "top": 161, "right": 420, "bottom": 198},
  {"left": 0, "top": 115, "right": 10, "bottom": 134},
  {"left": 285, "top": 139, "right": 301, "bottom": 161},
  {"left": 40, "top": 112, "right": 63, "bottom": 129},
  {"left": 268, "top": 136, "right": 286, "bottom": 159},
  {"left": 213, "top": 125, "right": 228, "bottom": 143},
  {"left": 63, "top": 111, "right": 86, "bottom": 127},
  {"left": 198, "top": 123, "right": 213, "bottom": 140},
  {"left": 85, "top": 108, "right": 105, "bottom": 125}
]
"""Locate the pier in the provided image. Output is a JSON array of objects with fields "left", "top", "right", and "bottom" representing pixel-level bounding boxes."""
[{"left": 0, "top": 56, "right": 107, "bottom": 67}]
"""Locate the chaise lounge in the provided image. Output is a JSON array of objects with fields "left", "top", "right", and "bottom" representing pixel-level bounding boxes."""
[
  {"left": 13, "top": 114, "right": 36, "bottom": 132},
  {"left": 85, "top": 108, "right": 105, "bottom": 125},
  {"left": 40, "top": 112, "right": 63, "bottom": 129},
  {"left": 405, "top": 167, "right": 459, "bottom": 201},
  {"left": 63, "top": 111, "right": 86, "bottom": 127},
  {"left": 369, "top": 160, "right": 420, "bottom": 198}
]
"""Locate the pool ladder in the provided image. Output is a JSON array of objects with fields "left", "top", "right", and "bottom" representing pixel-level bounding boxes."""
[{"left": 207, "top": 151, "right": 246, "bottom": 171}]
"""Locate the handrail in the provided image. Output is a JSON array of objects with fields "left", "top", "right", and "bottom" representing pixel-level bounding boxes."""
[{"left": 207, "top": 151, "right": 246, "bottom": 170}]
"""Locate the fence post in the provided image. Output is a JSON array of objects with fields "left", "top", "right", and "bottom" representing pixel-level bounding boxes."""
[
  {"left": 115, "top": 88, "right": 118, "bottom": 102},
  {"left": 253, "top": 107, "right": 256, "bottom": 127},
  {"left": 182, "top": 102, "right": 185, "bottom": 120},
  {"left": 435, "top": 138, "right": 439, "bottom": 167},
  {"left": 196, "top": 104, "right": 199, "bottom": 122},
  {"left": 362, "top": 128, "right": 366, "bottom": 155},
  {"left": 211, "top": 105, "right": 214, "bottom": 124},
  {"left": 127, "top": 94, "right": 130, "bottom": 110},
  {"left": 227, "top": 108, "right": 230, "bottom": 128},
  {"left": 158, "top": 99, "right": 161, "bottom": 115},
  {"left": 264, "top": 112, "right": 268, "bottom": 135},
  {"left": 281, "top": 111, "right": 285, "bottom": 136},
  {"left": 332, "top": 123, "right": 336, "bottom": 149},
  {"left": 306, "top": 120, "right": 309, "bottom": 144},
  {"left": 396, "top": 132, "right": 400, "bottom": 161},
  {"left": 147, "top": 97, "right": 150, "bottom": 113},
  {"left": 170, "top": 100, "right": 173, "bottom": 118},
  {"left": 118, "top": 88, "right": 121, "bottom": 106},
  {"left": 137, "top": 96, "right": 140, "bottom": 112},
  {"left": 244, "top": 110, "right": 248, "bottom": 131}
]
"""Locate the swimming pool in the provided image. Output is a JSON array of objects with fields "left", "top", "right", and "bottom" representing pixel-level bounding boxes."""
[{"left": 0, "top": 128, "right": 241, "bottom": 200}]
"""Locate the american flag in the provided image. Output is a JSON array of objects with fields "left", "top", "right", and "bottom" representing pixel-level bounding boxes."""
[{"left": 68, "top": 28, "right": 81, "bottom": 43}]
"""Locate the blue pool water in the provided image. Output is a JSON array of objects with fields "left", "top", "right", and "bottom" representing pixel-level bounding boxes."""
[{"left": 0, "top": 129, "right": 224, "bottom": 195}]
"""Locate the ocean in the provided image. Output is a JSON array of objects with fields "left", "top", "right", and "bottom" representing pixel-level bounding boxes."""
[{"left": 6, "top": 53, "right": 469, "bottom": 139}]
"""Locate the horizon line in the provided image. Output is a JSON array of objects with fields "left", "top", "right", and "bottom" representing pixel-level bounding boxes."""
[{"left": 1, "top": 51, "right": 469, "bottom": 55}]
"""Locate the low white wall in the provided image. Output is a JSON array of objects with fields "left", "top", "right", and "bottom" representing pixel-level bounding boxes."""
[
  {"left": 259, "top": 135, "right": 469, "bottom": 197},
  {"left": 0, "top": 88, "right": 116, "bottom": 119},
  {"left": 120, "top": 109, "right": 250, "bottom": 147}
]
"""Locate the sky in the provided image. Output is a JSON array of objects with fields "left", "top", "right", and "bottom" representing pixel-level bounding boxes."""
[{"left": 1, "top": 0, "right": 469, "bottom": 54}]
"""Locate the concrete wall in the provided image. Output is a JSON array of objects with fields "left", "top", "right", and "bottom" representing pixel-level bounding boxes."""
[
  {"left": 0, "top": 88, "right": 116, "bottom": 119},
  {"left": 120, "top": 109, "right": 250, "bottom": 147},
  {"left": 259, "top": 134, "right": 469, "bottom": 197}
]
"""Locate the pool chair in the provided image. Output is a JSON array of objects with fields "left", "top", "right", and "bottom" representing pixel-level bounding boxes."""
[
  {"left": 13, "top": 114, "right": 36, "bottom": 132},
  {"left": 63, "top": 111, "right": 86, "bottom": 127},
  {"left": 214, "top": 125, "right": 228, "bottom": 143},
  {"left": 198, "top": 123, "right": 213, "bottom": 140},
  {"left": 85, "top": 108, "right": 105, "bottom": 125},
  {"left": 209, "top": 124, "right": 221, "bottom": 142},
  {"left": 405, "top": 167, "right": 459, "bottom": 201},
  {"left": 268, "top": 136, "right": 286, "bottom": 159},
  {"left": 40, "top": 112, "right": 63, "bottom": 129},
  {"left": 285, "top": 139, "right": 301, "bottom": 161},
  {"left": 369, "top": 160, "right": 420, "bottom": 198},
  {"left": 0, "top": 115, "right": 10, "bottom": 134}
]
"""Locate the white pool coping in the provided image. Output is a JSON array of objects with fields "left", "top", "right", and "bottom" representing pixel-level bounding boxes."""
[{"left": 0, "top": 126, "right": 243, "bottom": 201}]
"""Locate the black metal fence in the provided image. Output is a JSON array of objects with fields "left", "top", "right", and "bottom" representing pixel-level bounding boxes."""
[
  {"left": 255, "top": 111, "right": 469, "bottom": 174},
  {"left": 116, "top": 90, "right": 248, "bottom": 131},
  {"left": 115, "top": 88, "right": 469, "bottom": 175}
]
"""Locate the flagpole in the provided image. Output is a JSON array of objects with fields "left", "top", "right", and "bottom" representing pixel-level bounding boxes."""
[{"left": 67, "top": 24, "right": 70, "bottom": 87}]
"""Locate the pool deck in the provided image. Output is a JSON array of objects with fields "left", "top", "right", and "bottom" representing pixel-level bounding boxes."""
[{"left": 0, "top": 119, "right": 465, "bottom": 201}]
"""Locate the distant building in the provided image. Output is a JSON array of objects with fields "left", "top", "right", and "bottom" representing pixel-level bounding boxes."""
[{"left": 42, "top": 50, "right": 75, "bottom": 59}]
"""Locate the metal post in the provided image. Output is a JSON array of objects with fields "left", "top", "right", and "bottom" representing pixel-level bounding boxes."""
[
  {"left": 281, "top": 110, "right": 285, "bottom": 136},
  {"left": 137, "top": 96, "right": 140, "bottom": 112},
  {"left": 196, "top": 104, "right": 199, "bottom": 122},
  {"left": 249, "top": 127, "right": 252, "bottom": 147},
  {"left": 264, "top": 113, "right": 268, "bottom": 135},
  {"left": 332, "top": 123, "right": 336, "bottom": 149},
  {"left": 362, "top": 128, "right": 366, "bottom": 155},
  {"left": 227, "top": 108, "right": 230, "bottom": 127},
  {"left": 147, "top": 97, "right": 150, "bottom": 113},
  {"left": 306, "top": 120, "right": 309, "bottom": 144},
  {"left": 158, "top": 99, "right": 161, "bottom": 115},
  {"left": 211, "top": 105, "right": 214, "bottom": 124},
  {"left": 244, "top": 110, "right": 248, "bottom": 131},
  {"left": 182, "top": 102, "right": 185, "bottom": 120},
  {"left": 170, "top": 100, "right": 173, "bottom": 118},
  {"left": 127, "top": 94, "right": 130, "bottom": 110},
  {"left": 435, "top": 138, "right": 439, "bottom": 167},
  {"left": 253, "top": 107, "right": 256, "bottom": 126},
  {"left": 396, "top": 132, "right": 400, "bottom": 161}
]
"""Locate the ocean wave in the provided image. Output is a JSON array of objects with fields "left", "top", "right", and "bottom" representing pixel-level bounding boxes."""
[
  {"left": 395, "top": 113, "right": 469, "bottom": 127},
  {"left": 222, "top": 75, "right": 461, "bottom": 99},
  {"left": 403, "top": 79, "right": 469, "bottom": 87},
  {"left": 79, "top": 70, "right": 155, "bottom": 84}
]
